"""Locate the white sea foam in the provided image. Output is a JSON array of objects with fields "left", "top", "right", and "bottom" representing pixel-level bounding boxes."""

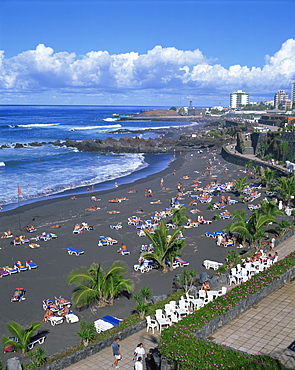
[
  {"left": 103, "top": 117, "right": 118, "bottom": 122},
  {"left": 16, "top": 123, "right": 61, "bottom": 128},
  {"left": 0, "top": 162, "right": 5, "bottom": 166},
  {"left": 70, "top": 124, "right": 122, "bottom": 130}
]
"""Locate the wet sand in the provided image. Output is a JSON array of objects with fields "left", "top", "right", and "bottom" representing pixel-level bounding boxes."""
[{"left": 0, "top": 149, "right": 248, "bottom": 362}]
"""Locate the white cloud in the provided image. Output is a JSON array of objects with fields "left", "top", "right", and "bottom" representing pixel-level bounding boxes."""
[{"left": 0, "top": 40, "right": 295, "bottom": 100}]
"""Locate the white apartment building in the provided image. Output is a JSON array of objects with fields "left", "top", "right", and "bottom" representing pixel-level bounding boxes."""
[
  {"left": 292, "top": 82, "right": 295, "bottom": 106},
  {"left": 230, "top": 90, "right": 249, "bottom": 109},
  {"left": 274, "top": 90, "right": 289, "bottom": 109}
]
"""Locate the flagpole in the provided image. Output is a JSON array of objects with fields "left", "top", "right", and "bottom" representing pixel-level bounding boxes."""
[{"left": 18, "top": 184, "right": 21, "bottom": 231}]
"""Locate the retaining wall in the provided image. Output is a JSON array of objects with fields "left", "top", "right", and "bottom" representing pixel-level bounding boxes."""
[{"left": 221, "top": 145, "right": 288, "bottom": 175}]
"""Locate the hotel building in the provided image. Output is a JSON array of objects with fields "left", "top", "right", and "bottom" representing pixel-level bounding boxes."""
[{"left": 230, "top": 90, "right": 249, "bottom": 109}]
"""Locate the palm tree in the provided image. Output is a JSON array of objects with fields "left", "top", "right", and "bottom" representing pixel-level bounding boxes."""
[
  {"left": 262, "top": 167, "right": 275, "bottom": 189},
  {"left": 2, "top": 321, "right": 42, "bottom": 354},
  {"left": 225, "top": 210, "right": 275, "bottom": 249},
  {"left": 233, "top": 177, "right": 250, "bottom": 196},
  {"left": 171, "top": 206, "right": 188, "bottom": 225},
  {"left": 142, "top": 220, "right": 186, "bottom": 273},
  {"left": 67, "top": 261, "right": 134, "bottom": 308},
  {"left": 258, "top": 200, "right": 284, "bottom": 218},
  {"left": 278, "top": 176, "right": 295, "bottom": 206}
]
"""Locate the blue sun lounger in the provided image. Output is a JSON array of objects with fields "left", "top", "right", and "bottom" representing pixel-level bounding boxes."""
[
  {"left": 67, "top": 247, "right": 84, "bottom": 256},
  {"left": 101, "top": 315, "right": 122, "bottom": 326}
]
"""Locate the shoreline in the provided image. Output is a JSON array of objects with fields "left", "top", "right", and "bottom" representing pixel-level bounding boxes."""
[{"left": 1, "top": 153, "right": 174, "bottom": 213}]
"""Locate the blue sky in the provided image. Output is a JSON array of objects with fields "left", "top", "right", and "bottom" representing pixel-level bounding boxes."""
[{"left": 0, "top": 0, "right": 295, "bottom": 106}]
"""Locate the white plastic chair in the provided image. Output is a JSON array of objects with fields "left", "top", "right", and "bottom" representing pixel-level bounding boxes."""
[
  {"left": 228, "top": 275, "right": 237, "bottom": 286},
  {"left": 146, "top": 316, "right": 158, "bottom": 334},
  {"left": 216, "top": 286, "right": 227, "bottom": 296},
  {"left": 164, "top": 304, "right": 173, "bottom": 318},
  {"left": 155, "top": 309, "right": 164, "bottom": 320},
  {"left": 198, "top": 289, "right": 207, "bottom": 299}
]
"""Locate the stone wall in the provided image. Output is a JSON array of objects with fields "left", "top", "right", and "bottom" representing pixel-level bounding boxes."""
[
  {"left": 221, "top": 145, "right": 288, "bottom": 175},
  {"left": 37, "top": 321, "right": 146, "bottom": 370}
]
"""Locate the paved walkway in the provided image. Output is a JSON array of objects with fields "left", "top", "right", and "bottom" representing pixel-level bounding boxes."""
[
  {"left": 65, "top": 328, "right": 161, "bottom": 369},
  {"left": 65, "top": 233, "right": 295, "bottom": 369}
]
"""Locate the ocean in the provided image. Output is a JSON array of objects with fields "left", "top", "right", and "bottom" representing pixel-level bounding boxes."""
[{"left": 0, "top": 105, "right": 199, "bottom": 211}]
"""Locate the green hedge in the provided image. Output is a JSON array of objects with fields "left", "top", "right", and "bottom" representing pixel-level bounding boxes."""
[{"left": 159, "top": 252, "right": 295, "bottom": 369}]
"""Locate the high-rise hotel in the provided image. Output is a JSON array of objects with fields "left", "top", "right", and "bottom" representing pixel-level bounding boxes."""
[
  {"left": 274, "top": 90, "right": 292, "bottom": 110},
  {"left": 292, "top": 82, "right": 295, "bottom": 107},
  {"left": 230, "top": 90, "right": 249, "bottom": 109}
]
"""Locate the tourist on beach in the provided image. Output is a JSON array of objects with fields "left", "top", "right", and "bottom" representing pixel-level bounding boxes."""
[
  {"left": 43, "top": 308, "right": 54, "bottom": 323},
  {"left": 160, "top": 178, "right": 164, "bottom": 187},
  {"left": 134, "top": 356, "right": 143, "bottom": 370},
  {"left": 111, "top": 338, "right": 122, "bottom": 369},
  {"left": 59, "top": 305, "right": 70, "bottom": 317},
  {"left": 118, "top": 243, "right": 127, "bottom": 254}
]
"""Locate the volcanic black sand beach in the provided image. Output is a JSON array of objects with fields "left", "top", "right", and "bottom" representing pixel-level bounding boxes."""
[{"left": 0, "top": 148, "right": 252, "bottom": 363}]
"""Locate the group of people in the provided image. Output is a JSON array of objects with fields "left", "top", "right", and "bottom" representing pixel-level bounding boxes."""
[{"left": 112, "top": 339, "right": 157, "bottom": 369}]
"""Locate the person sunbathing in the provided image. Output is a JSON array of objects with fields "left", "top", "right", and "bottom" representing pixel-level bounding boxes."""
[
  {"left": 189, "top": 199, "right": 198, "bottom": 205},
  {"left": 1, "top": 229, "right": 13, "bottom": 238},
  {"left": 191, "top": 208, "right": 202, "bottom": 214},
  {"left": 55, "top": 296, "right": 70, "bottom": 305},
  {"left": 74, "top": 224, "right": 82, "bottom": 231},
  {"left": 50, "top": 224, "right": 61, "bottom": 228},
  {"left": 59, "top": 305, "right": 70, "bottom": 317},
  {"left": 44, "top": 299, "right": 59, "bottom": 311},
  {"left": 29, "top": 242, "right": 40, "bottom": 248},
  {"left": 25, "top": 225, "right": 36, "bottom": 232},
  {"left": 118, "top": 243, "right": 127, "bottom": 254},
  {"left": 85, "top": 205, "right": 99, "bottom": 211},
  {"left": 43, "top": 308, "right": 54, "bottom": 323},
  {"left": 128, "top": 189, "right": 137, "bottom": 193},
  {"left": 12, "top": 289, "right": 23, "bottom": 300},
  {"left": 107, "top": 210, "right": 120, "bottom": 214}
]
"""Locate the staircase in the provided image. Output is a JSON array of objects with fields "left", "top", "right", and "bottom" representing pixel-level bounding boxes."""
[{"left": 241, "top": 133, "right": 254, "bottom": 155}]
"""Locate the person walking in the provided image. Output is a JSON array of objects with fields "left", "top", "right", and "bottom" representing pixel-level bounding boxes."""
[
  {"left": 134, "top": 356, "right": 143, "bottom": 370},
  {"left": 111, "top": 338, "right": 122, "bottom": 369},
  {"left": 133, "top": 343, "right": 145, "bottom": 362}
]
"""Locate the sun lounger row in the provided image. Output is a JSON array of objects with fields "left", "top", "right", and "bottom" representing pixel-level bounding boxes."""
[
  {"left": 94, "top": 316, "right": 122, "bottom": 333},
  {"left": 14, "top": 233, "right": 58, "bottom": 245},
  {"left": 0, "top": 260, "right": 38, "bottom": 276},
  {"left": 43, "top": 297, "right": 71, "bottom": 311},
  {"left": 47, "top": 311, "right": 79, "bottom": 326}
]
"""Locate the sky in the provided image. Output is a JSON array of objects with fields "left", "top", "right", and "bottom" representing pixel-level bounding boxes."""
[{"left": 0, "top": 0, "right": 295, "bottom": 107}]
